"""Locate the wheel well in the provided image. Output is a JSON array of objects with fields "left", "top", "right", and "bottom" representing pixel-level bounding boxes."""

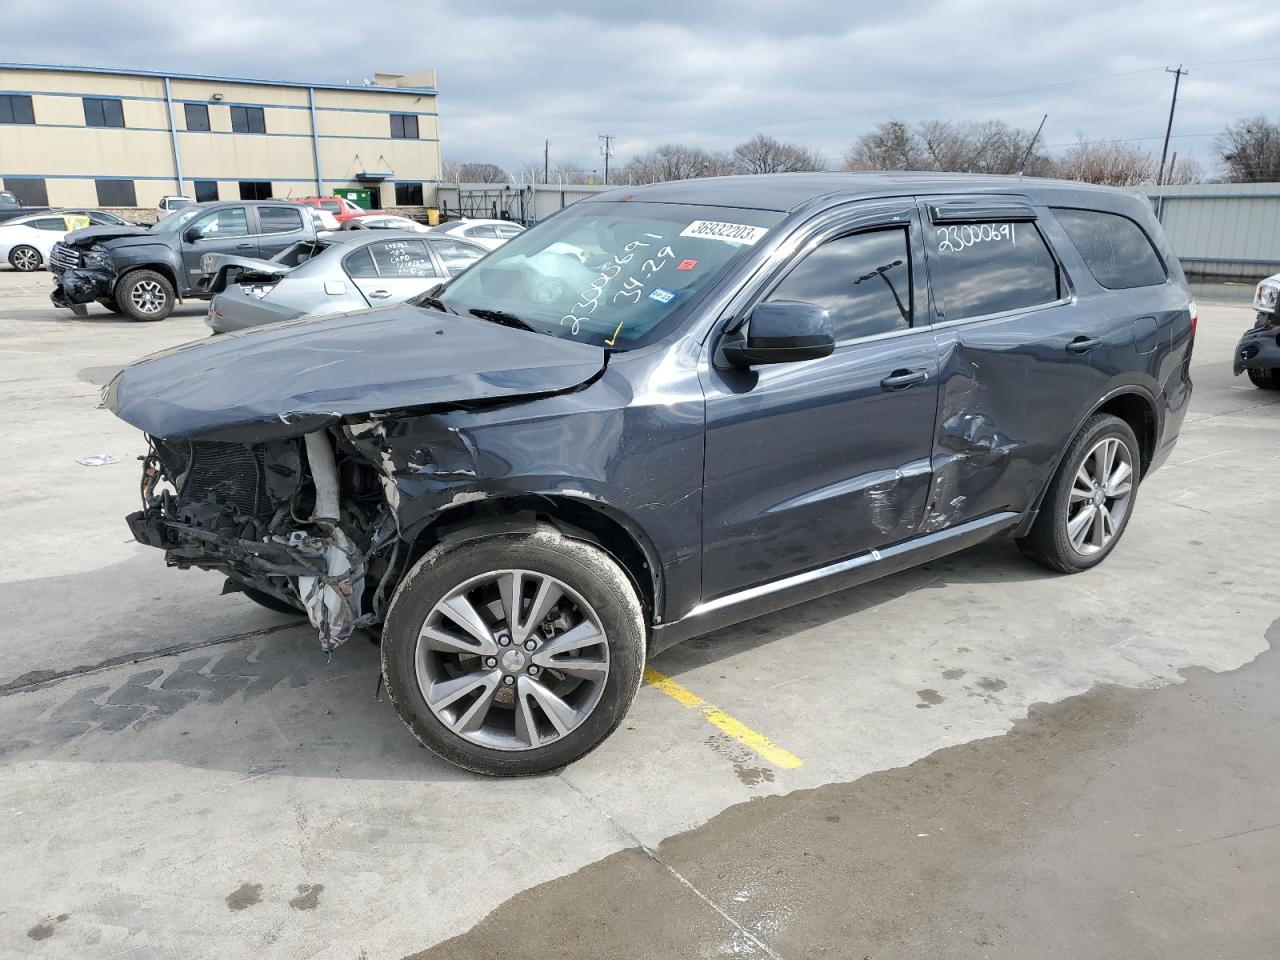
[
  {"left": 407, "top": 495, "right": 660, "bottom": 623},
  {"left": 1096, "top": 392, "right": 1156, "bottom": 476}
]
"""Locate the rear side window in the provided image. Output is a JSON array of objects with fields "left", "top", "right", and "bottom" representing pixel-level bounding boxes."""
[
  {"left": 765, "top": 228, "right": 912, "bottom": 342},
  {"left": 257, "top": 206, "right": 303, "bottom": 234},
  {"left": 927, "top": 221, "right": 1060, "bottom": 321},
  {"left": 1052, "top": 208, "right": 1166, "bottom": 290}
]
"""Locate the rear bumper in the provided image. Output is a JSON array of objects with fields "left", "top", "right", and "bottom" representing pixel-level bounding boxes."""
[
  {"left": 207, "top": 289, "right": 302, "bottom": 334},
  {"left": 1233, "top": 314, "right": 1280, "bottom": 374}
]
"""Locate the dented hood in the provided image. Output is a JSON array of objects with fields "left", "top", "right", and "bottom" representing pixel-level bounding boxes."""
[
  {"left": 64, "top": 224, "right": 153, "bottom": 245},
  {"left": 104, "top": 304, "right": 606, "bottom": 440}
]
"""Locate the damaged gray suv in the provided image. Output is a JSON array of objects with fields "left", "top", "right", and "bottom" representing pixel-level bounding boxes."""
[{"left": 106, "top": 173, "right": 1195, "bottom": 775}]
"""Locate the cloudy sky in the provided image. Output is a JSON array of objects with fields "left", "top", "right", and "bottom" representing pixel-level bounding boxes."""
[{"left": 6, "top": 0, "right": 1278, "bottom": 177}]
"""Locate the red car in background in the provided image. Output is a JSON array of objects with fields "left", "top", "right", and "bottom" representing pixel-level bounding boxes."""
[{"left": 291, "top": 196, "right": 373, "bottom": 223}]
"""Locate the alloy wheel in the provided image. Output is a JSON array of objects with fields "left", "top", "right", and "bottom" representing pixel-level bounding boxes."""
[
  {"left": 1066, "top": 437, "right": 1134, "bottom": 556},
  {"left": 129, "top": 279, "right": 167, "bottom": 314},
  {"left": 414, "top": 569, "right": 611, "bottom": 751},
  {"left": 12, "top": 247, "right": 40, "bottom": 271}
]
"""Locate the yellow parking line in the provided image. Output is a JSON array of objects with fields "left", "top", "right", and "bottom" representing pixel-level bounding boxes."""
[{"left": 643, "top": 666, "right": 804, "bottom": 770}]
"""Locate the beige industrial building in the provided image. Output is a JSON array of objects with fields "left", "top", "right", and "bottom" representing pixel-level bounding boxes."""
[{"left": 0, "top": 62, "right": 442, "bottom": 218}]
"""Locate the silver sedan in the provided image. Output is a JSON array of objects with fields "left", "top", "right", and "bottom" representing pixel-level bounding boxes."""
[{"left": 205, "top": 230, "right": 487, "bottom": 334}]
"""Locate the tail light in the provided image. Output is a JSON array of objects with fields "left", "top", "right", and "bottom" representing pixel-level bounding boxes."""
[{"left": 1188, "top": 300, "right": 1198, "bottom": 337}]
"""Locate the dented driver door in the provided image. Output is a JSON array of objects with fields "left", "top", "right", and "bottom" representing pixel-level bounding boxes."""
[{"left": 699, "top": 202, "right": 940, "bottom": 601}]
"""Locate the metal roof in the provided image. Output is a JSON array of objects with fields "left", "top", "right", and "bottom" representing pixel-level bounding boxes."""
[{"left": 0, "top": 61, "right": 438, "bottom": 96}]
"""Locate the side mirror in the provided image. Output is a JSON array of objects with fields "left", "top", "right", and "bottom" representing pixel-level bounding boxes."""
[
  {"left": 722, "top": 300, "right": 835, "bottom": 367},
  {"left": 184, "top": 227, "right": 202, "bottom": 243}
]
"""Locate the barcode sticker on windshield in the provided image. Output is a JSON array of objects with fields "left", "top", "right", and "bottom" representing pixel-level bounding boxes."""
[{"left": 679, "top": 220, "right": 770, "bottom": 246}]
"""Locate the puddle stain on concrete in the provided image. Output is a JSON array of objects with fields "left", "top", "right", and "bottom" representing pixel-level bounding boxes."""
[
  {"left": 976, "top": 677, "right": 1007, "bottom": 692},
  {"left": 289, "top": 883, "right": 324, "bottom": 911},
  {"left": 705, "top": 733, "right": 777, "bottom": 786},
  {"left": 27, "top": 914, "right": 69, "bottom": 940},
  {"left": 916, "top": 688, "right": 945, "bottom": 707},
  {"left": 408, "top": 619, "right": 1280, "bottom": 960},
  {"left": 225, "top": 882, "right": 263, "bottom": 911},
  {"left": 942, "top": 668, "right": 966, "bottom": 680}
]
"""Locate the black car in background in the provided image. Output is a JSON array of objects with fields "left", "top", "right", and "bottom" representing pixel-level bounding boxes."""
[
  {"left": 49, "top": 200, "right": 315, "bottom": 321},
  {"left": 1233, "top": 271, "right": 1280, "bottom": 389},
  {"left": 104, "top": 173, "right": 1195, "bottom": 774}
]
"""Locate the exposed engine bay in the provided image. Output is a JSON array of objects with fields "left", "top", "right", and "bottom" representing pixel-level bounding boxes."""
[{"left": 128, "top": 430, "right": 397, "bottom": 652}]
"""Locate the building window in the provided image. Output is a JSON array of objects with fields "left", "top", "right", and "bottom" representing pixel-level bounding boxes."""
[
  {"left": 230, "top": 106, "right": 266, "bottom": 134},
  {"left": 184, "top": 103, "right": 210, "bottom": 132},
  {"left": 394, "top": 182, "right": 424, "bottom": 205},
  {"left": 238, "top": 181, "right": 273, "bottom": 200},
  {"left": 0, "top": 94, "right": 35, "bottom": 125},
  {"left": 194, "top": 180, "right": 219, "bottom": 202},
  {"left": 4, "top": 178, "right": 47, "bottom": 206},
  {"left": 83, "top": 97, "right": 125, "bottom": 128},
  {"left": 390, "top": 113, "right": 419, "bottom": 139},
  {"left": 95, "top": 179, "right": 137, "bottom": 206}
]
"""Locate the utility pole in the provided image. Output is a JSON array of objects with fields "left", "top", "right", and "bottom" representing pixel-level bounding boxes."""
[
  {"left": 1156, "top": 65, "right": 1187, "bottom": 187},
  {"left": 543, "top": 139, "right": 549, "bottom": 186},
  {"left": 1018, "top": 114, "right": 1048, "bottom": 175},
  {"left": 598, "top": 134, "right": 615, "bottom": 186}
]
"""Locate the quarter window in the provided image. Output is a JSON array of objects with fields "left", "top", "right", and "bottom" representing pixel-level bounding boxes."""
[
  {"left": 83, "top": 97, "right": 125, "bottom": 128},
  {"left": 238, "top": 181, "right": 273, "bottom": 200},
  {"left": 927, "top": 221, "right": 1060, "bottom": 321},
  {"left": 765, "top": 228, "right": 913, "bottom": 342},
  {"left": 230, "top": 106, "right": 266, "bottom": 134},
  {"left": 390, "top": 113, "right": 419, "bottom": 139},
  {"left": 94, "top": 179, "right": 137, "bottom": 206},
  {"left": 0, "top": 94, "right": 35, "bottom": 124},
  {"left": 257, "top": 206, "right": 304, "bottom": 234},
  {"left": 190, "top": 207, "right": 249, "bottom": 238},
  {"left": 194, "top": 180, "right": 219, "bottom": 202},
  {"left": 1052, "top": 208, "right": 1167, "bottom": 290},
  {"left": 184, "top": 103, "right": 210, "bottom": 131},
  {"left": 343, "top": 246, "right": 378, "bottom": 278},
  {"left": 394, "top": 182, "right": 424, "bottom": 205}
]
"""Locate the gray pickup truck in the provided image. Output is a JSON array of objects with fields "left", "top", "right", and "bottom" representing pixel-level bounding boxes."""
[{"left": 49, "top": 200, "right": 315, "bottom": 321}]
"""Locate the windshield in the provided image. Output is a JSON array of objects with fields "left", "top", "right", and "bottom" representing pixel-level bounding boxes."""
[
  {"left": 152, "top": 206, "right": 206, "bottom": 232},
  {"left": 432, "top": 201, "right": 782, "bottom": 350}
]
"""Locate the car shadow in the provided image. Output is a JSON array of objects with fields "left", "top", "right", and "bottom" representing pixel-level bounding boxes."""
[{"left": 0, "top": 538, "right": 1055, "bottom": 783}]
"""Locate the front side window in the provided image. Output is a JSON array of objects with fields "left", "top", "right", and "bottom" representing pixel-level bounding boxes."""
[
  {"left": 394, "top": 182, "right": 424, "bottom": 206},
  {"left": 1052, "top": 208, "right": 1167, "bottom": 290},
  {"left": 765, "top": 228, "right": 912, "bottom": 342},
  {"left": 319, "top": 200, "right": 343, "bottom": 213},
  {"left": 184, "top": 103, "right": 210, "bottom": 131},
  {"left": 238, "top": 181, "right": 272, "bottom": 201},
  {"left": 94, "top": 179, "right": 136, "bottom": 206},
  {"left": 927, "top": 220, "right": 1061, "bottom": 321},
  {"left": 230, "top": 106, "right": 266, "bottom": 134},
  {"left": 89, "top": 211, "right": 128, "bottom": 225},
  {"left": 495, "top": 224, "right": 523, "bottom": 239},
  {"left": 194, "top": 180, "right": 219, "bottom": 202},
  {"left": 190, "top": 207, "right": 249, "bottom": 238},
  {"left": 257, "top": 206, "right": 303, "bottom": 234},
  {"left": 390, "top": 113, "right": 419, "bottom": 139},
  {"left": 83, "top": 97, "right": 125, "bottom": 128},
  {"left": 0, "top": 94, "right": 35, "bottom": 124},
  {"left": 434, "top": 200, "right": 784, "bottom": 351},
  {"left": 431, "top": 239, "right": 486, "bottom": 272},
  {"left": 369, "top": 239, "right": 438, "bottom": 278}
]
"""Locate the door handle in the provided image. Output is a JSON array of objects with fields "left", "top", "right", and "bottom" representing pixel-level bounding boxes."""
[
  {"left": 368, "top": 289, "right": 392, "bottom": 299},
  {"left": 235, "top": 243, "right": 253, "bottom": 250},
  {"left": 880, "top": 368, "right": 929, "bottom": 390},
  {"left": 1067, "top": 336, "right": 1102, "bottom": 354}
]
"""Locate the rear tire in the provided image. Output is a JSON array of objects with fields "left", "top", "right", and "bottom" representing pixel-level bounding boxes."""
[
  {"left": 116, "top": 269, "right": 175, "bottom": 321},
  {"left": 1247, "top": 366, "right": 1280, "bottom": 390},
  {"left": 8, "top": 245, "right": 42, "bottom": 271},
  {"left": 381, "top": 526, "right": 646, "bottom": 776},
  {"left": 1018, "top": 414, "right": 1140, "bottom": 574}
]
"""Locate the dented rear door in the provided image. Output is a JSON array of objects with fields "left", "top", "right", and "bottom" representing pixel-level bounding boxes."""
[{"left": 917, "top": 196, "right": 1110, "bottom": 531}]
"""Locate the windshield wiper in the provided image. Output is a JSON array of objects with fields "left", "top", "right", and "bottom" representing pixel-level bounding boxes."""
[
  {"left": 468, "top": 308, "right": 537, "bottom": 333},
  {"left": 420, "top": 295, "right": 455, "bottom": 314}
]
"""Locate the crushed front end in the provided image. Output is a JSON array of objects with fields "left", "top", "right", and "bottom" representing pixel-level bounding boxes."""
[
  {"left": 129, "top": 430, "right": 398, "bottom": 651},
  {"left": 49, "top": 240, "right": 116, "bottom": 313}
]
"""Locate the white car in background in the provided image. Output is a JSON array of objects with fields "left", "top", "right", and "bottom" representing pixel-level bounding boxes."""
[
  {"left": 156, "top": 196, "right": 195, "bottom": 218},
  {"left": 342, "top": 214, "right": 432, "bottom": 233},
  {"left": 0, "top": 209, "right": 132, "bottom": 271},
  {"left": 430, "top": 217, "right": 524, "bottom": 249}
]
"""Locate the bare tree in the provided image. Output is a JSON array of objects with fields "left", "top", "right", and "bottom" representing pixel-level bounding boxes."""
[
  {"left": 731, "top": 134, "right": 825, "bottom": 174},
  {"left": 1051, "top": 136, "right": 1156, "bottom": 185},
  {"left": 843, "top": 120, "right": 924, "bottom": 171},
  {"left": 514, "top": 159, "right": 545, "bottom": 184},
  {"left": 620, "top": 144, "right": 734, "bottom": 183},
  {"left": 1217, "top": 116, "right": 1280, "bottom": 183},
  {"left": 551, "top": 160, "right": 592, "bottom": 184},
  {"left": 443, "top": 161, "right": 511, "bottom": 183}
]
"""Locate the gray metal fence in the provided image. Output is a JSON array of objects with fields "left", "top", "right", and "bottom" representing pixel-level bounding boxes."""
[
  {"left": 1143, "top": 182, "right": 1280, "bottom": 280},
  {"left": 435, "top": 182, "right": 611, "bottom": 225}
]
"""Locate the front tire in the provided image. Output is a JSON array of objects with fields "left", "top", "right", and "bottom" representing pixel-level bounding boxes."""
[
  {"left": 8, "top": 245, "right": 42, "bottom": 271},
  {"left": 96, "top": 295, "right": 124, "bottom": 315},
  {"left": 1018, "top": 414, "right": 1140, "bottom": 573},
  {"left": 382, "top": 526, "right": 646, "bottom": 776},
  {"left": 1247, "top": 366, "right": 1280, "bottom": 390},
  {"left": 116, "top": 269, "right": 175, "bottom": 321}
]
